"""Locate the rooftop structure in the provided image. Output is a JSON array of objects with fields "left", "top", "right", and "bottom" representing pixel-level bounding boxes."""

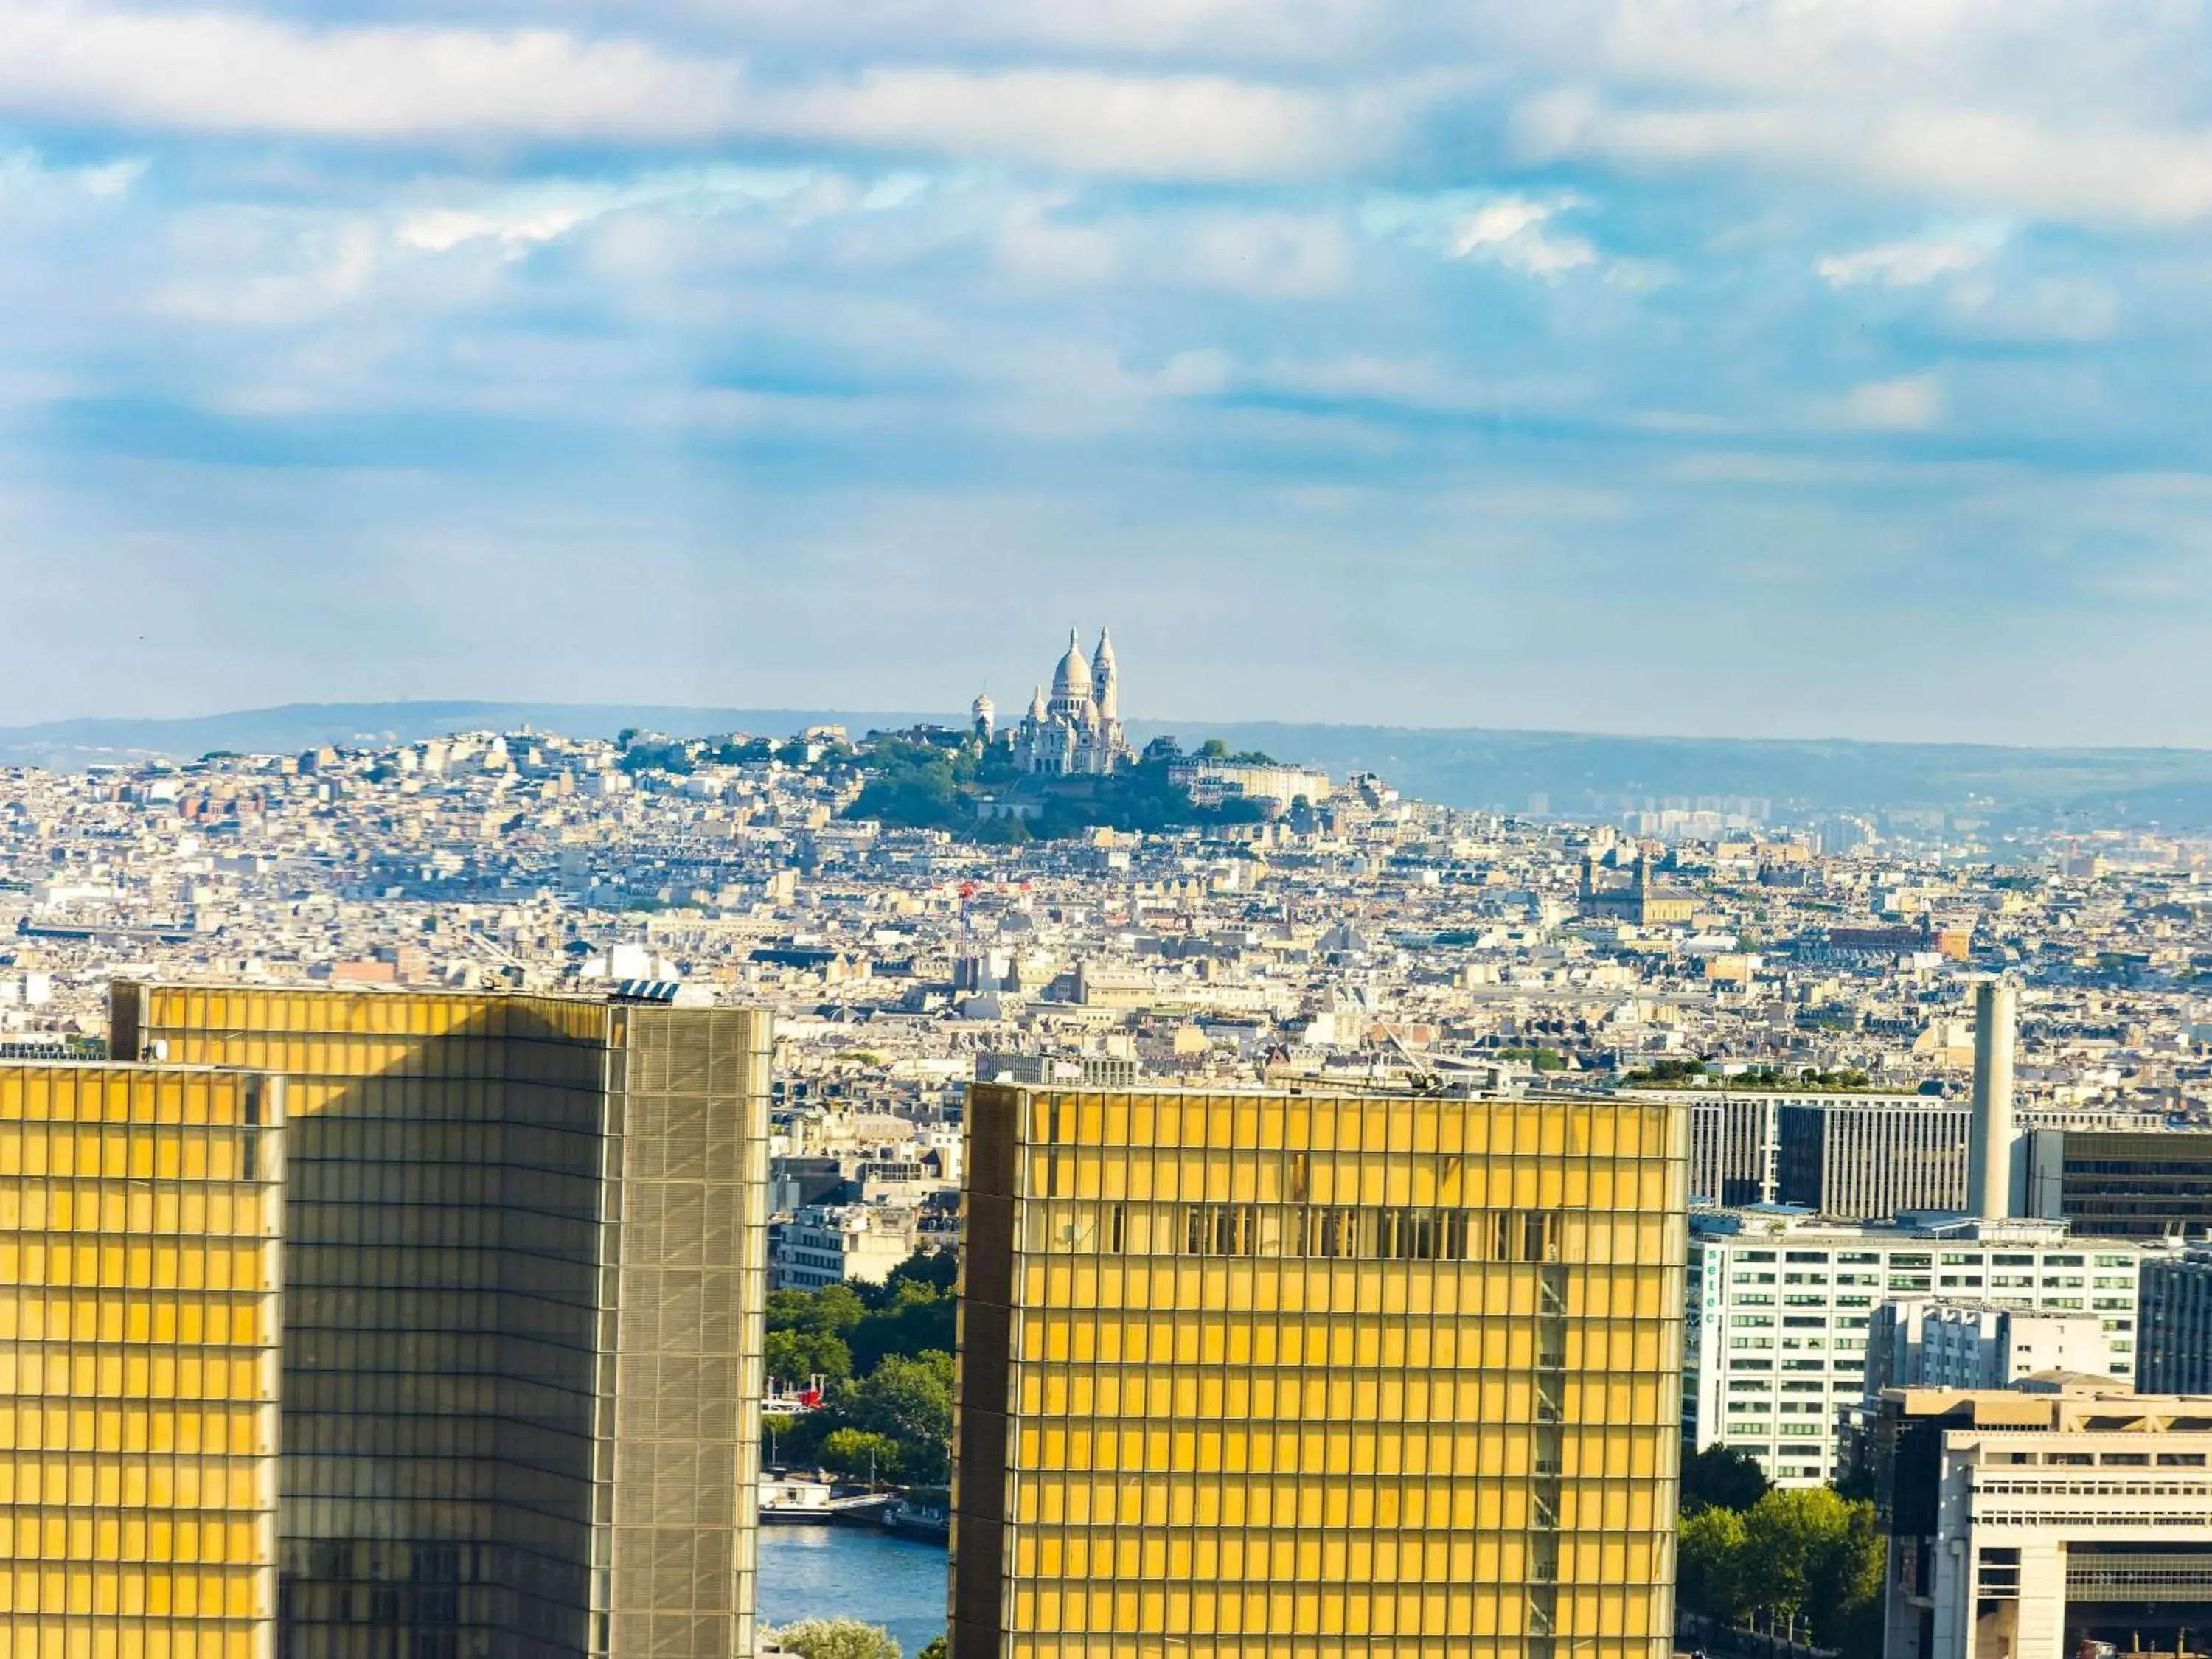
[{"left": 1869, "top": 1382, "right": 2212, "bottom": 1659}]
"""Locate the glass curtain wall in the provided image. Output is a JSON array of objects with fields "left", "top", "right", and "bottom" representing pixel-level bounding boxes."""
[
  {"left": 112, "top": 985, "right": 771, "bottom": 1659},
  {"left": 0, "top": 1062, "right": 285, "bottom": 1659},
  {"left": 953, "top": 1086, "right": 1688, "bottom": 1659}
]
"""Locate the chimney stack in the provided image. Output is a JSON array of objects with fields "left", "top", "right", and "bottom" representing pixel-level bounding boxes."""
[{"left": 1968, "top": 980, "right": 2017, "bottom": 1220}]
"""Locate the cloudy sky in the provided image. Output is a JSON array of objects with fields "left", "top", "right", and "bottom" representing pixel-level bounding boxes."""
[{"left": 6, "top": 0, "right": 2212, "bottom": 742}]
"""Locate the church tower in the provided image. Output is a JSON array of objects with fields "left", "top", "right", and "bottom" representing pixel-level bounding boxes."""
[
  {"left": 1091, "top": 629, "right": 1119, "bottom": 722},
  {"left": 1012, "top": 628, "right": 1133, "bottom": 777}
]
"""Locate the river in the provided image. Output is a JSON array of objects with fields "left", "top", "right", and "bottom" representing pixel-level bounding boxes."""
[{"left": 758, "top": 1525, "right": 947, "bottom": 1655}]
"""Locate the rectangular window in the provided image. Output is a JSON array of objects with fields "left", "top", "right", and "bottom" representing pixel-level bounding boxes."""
[{"left": 1183, "top": 1203, "right": 1258, "bottom": 1256}]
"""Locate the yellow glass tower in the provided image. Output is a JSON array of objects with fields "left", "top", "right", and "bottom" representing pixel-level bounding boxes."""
[
  {"left": 0, "top": 1060, "right": 285, "bottom": 1659},
  {"left": 111, "top": 984, "right": 773, "bottom": 1659},
  {"left": 951, "top": 1085, "right": 1688, "bottom": 1659}
]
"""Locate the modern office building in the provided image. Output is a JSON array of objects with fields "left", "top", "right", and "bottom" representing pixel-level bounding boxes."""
[
  {"left": 1868, "top": 1380, "right": 2212, "bottom": 1659},
  {"left": 2138, "top": 1248, "right": 2212, "bottom": 1395},
  {"left": 1686, "top": 1095, "right": 1779, "bottom": 1209},
  {"left": 1774, "top": 1100, "right": 1972, "bottom": 1219},
  {"left": 1670, "top": 1092, "right": 1969, "bottom": 1217},
  {"left": 111, "top": 984, "right": 774, "bottom": 1659},
  {"left": 952, "top": 1083, "right": 1690, "bottom": 1659},
  {"left": 2024, "top": 1127, "right": 2212, "bottom": 1239},
  {"left": 0, "top": 1060, "right": 285, "bottom": 1659},
  {"left": 1686, "top": 1212, "right": 2148, "bottom": 1488},
  {"left": 1862, "top": 1300, "right": 2112, "bottom": 1394}
]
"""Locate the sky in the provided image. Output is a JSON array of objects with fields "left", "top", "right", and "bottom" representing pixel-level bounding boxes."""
[{"left": 7, "top": 1, "right": 2212, "bottom": 744}]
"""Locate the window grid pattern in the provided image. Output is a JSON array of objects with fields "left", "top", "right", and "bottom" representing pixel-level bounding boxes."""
[
  {"left": 604, "top": 1007, "right": 772, "bottom": 1659},
  {"left": 116, "top": 986, "right": 771, "bottom": 1659},
  {"left": 0, "top": 1062, "right": 284, "bottom": 1659},
  {"left": 953, "top": 1088, "right": 1688, "bottom": 1659}
]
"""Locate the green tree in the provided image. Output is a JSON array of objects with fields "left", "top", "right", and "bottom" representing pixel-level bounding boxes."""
[
  {"left": 1676, "top": 1504, "right": 1749, "bottom": 1627},
  {"left": 883, "top": 1248, "right": 957, "bottom": 1297},
  {"left": 768, "top": 1282, "right": 867, "bottom": 1339},
  {"left": 813, "top": 1283, "right": 867, "bottom": 1334},
  {"left": 844, "top": 1352, "right": 954, "bottom": 1483},
  {"left": 765, "top": 1618, "right": 902, "bottom": 1659},
  {"left": 1740, "top": 1487, "right": 1882, "bottom": 1649},
  {"left": 1803, "top": 1495, "right": 1885, "bottom": 1658},
  {"left": 818, "top": 1427, "right": 902, "bottom": 1483},
  {"left": 916, "top": 1640, "right": 947, "bottom": 1659},
  {"left": 1682, "top": 1443, "right": 1772, "bottom": 1513},
  {"left": 849, "top": 1281, "right": 957, "bottom": 1376},
  {"left": 764, "top": 1327, "right": 852, "bottom": 1389}
]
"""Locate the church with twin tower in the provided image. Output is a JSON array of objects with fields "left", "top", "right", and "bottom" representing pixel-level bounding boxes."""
[{"left": 972, "top": 627, "right": 1133, "bottom": 776}]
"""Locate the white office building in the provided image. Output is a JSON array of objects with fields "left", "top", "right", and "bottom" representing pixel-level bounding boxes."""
[
  {"left": 1871, "top": 1381, "right": 2212, "bottom": 1659},
  {"left": 1866, "top": 1300, "right": 2115, "bottom": 1394},
  {"left": 1687, "top": 1211, "right": 2151, "bottom": 1487},
  {"left": 769, "top": 1202, "right": 922, "bottom": 1290}
]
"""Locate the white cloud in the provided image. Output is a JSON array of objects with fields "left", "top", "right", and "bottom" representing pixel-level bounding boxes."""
[
  {"left": 392, "top": 166, "right": 841, "bottom": 254},
  {"left": 0, "top": 2, "right": 1399, "bottom": 180},
  {"left": 759, "top": 66, "right": 1398, "bottom": 181},
  {"left": 1360, "top": 191, "right": 1605, "bottom": 276},
  {"left": 1448, "top": 195, "right": 1599, "bottom": 275},
  {"left": 987, "top": 197, "right": 1354, "bottom": 296},
  {"left": 460, "top": 0, "right": 1402, "bottom": 68},
  {"left": 400, "top": 206, "right": 591, "bottom": 254},
  {"left": 1515, "top": 83, "right": 2212, "bottom": 229},
  {"left": 0, "top": 147, "right": 149, "bottom": 203},
  {"left": 1817, "top": 230, "right": 2001, "bottom": 288},
  {"left": 1835, "top": 372, "right": 1944, "bottom": 433},
  {"left": 0, "top": 4, "right": 741, "bottom": 139},
  {"left": 1154, "top": 349, "right": 1590, "bottom": 416}
]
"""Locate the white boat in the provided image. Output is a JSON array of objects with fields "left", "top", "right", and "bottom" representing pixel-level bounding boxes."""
[
  {"left": 758, "top": 1474, "right": 897, "bottom": 1525},
  {"left": 759, "top": 1475, "right": 839, "bottom": 1524}
]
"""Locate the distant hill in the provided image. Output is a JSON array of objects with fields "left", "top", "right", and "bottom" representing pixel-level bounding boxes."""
[
  {"left": 1133, "top": 722, "right": 2212, "bottom": 828},
  {"left": 0, "top": 702, "right": 946, "bottom": 768},
  {"left": 8, "top": 700, "right": 2212, "bottom": 827}
]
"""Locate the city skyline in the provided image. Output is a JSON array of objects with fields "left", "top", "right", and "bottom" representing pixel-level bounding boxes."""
[
  {"left": 9, "top": 5, "right": 2212, "bottom": 742},
  {"left": 0, "top": 700, "right": 2206, "bottom": 1656}
]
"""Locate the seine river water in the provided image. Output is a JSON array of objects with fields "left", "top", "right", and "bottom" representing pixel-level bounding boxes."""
[{"left": 758, "top": 1526, "right": 947, "bottom": 1655}]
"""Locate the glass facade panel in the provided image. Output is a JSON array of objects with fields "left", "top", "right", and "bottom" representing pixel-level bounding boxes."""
[
  {"left": 953, "top": 1087, "right": 1688, "bottom": 1659},
  {"left": 0, "top": 1061, "right": 284, "bottom": 1659},
  {"left": 113, "top": 985, "right": 771, "bottom": 1659}
]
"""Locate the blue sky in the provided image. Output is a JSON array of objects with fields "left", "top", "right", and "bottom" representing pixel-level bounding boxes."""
[{"left": 5, "top": 0, "right": 2212, "bottom": 742}]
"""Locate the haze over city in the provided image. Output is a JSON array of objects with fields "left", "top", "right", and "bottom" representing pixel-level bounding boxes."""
[{"left": 8, "top": 2, "right": 2212, "bottom": 742}]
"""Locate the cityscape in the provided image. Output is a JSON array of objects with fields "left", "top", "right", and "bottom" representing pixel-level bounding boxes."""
[
  {"left": 0, "top": 632, "right": 2208, "bottom": 1657},
  {"left": 10, "top": 1, "right": 2212, "bottom": 1658}
]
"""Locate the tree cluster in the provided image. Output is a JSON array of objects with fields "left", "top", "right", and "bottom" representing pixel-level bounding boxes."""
[
  {"left": 615, "top": 730, "right": 838, "bottom": 776},
  {"left": 841, "top": 734, "right": 1226, "bottom": 842},
  {"left": 1676, "top": 1448, "right": 1884, "bottom": 1658},
  {"left": 765, "top": 1618, "right": 903, "bottom": 1659},
  {"left": 1194, "top": 739, "right": 1277, "bottom": 765},
  {"left": 764, "top": 1250, "right": 958, "bottom": 1485},
  {"left": 1620, "top": 1060, "right": 1875, "bottom": 1091}
]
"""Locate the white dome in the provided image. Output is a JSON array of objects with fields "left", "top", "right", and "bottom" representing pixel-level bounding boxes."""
[{"left": 1051, "top": 629, "right": 1093, "bottom": 698}]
